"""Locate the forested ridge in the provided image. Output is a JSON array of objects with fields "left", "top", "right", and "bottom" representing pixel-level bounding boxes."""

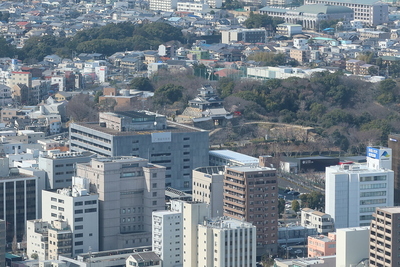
[{"left": 0, "top": 22, "right": 184, "bottom": 62}]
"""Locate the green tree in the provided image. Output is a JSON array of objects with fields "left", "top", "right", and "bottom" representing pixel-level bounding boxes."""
[
  {"left": 278, "top": 198, "right": 286, "bottom": 216},
  {"left": 129, "top": 77, "right": 154, "bottom": 91},
  {"left": 154, "top": 84, "right": 184, "bottom": 105},
  {"left": 94, "top": 90, "right": 103, "bottom": 103},
  {"left": 217, "top": 77, "right": 235, "bottom": 98},
  {"left": 292, "top": 200, "right": 300, "bottom": 212},
  {"left": 368, "top": 66, "right": 378, "bottom": 76},
  {"left": 31, "top": 253, "right": 38, "bottom": 260},
  {"left": 243, "top": 13, "right": 283, "bottom": 31}
]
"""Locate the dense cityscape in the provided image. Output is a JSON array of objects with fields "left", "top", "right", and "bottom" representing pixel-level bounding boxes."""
[{"left": 0, "top": 0, "right": 400, "bottom": 266}]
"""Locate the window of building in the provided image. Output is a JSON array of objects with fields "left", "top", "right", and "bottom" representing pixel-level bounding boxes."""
[
  {"left": 75, "top": 209, "right": 83, "bottom": 214},
  {"left": 85, "top": 208, "right": 97, "bottom": 213},
  {"left": 75, "top": 225, "right": 83, "bottom": 230}
]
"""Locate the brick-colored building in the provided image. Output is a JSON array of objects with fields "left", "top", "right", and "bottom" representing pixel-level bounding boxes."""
[
  {"left": 223, "top": 158, "right": 278, "bottom": 256},
  {"left": 307, "top": 232, "right": 336, "bottom": 257}
]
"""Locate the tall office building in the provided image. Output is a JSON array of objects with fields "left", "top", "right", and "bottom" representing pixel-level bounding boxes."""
[
  {"left": 325, "top": 147, "right": 394, "bottom": 229},
  {"left": 388, "top": 134, "right": 400, "bottom": 205},
  {"left": 75, "top": 157, "right": 166, "bottom": 251},
  {"left": 223, "top": 161, "right": 278, "bottom": 256},
  {"left": 369, "top": 207, "right": 400, "bottom": 267},
  {"left": 70, "top": 111, "right": 209, "bottom": 191},
  {"left": 0, "top": 157, "right": 46, "bottom": 243},
  {"left": 41, "top": 179, "right": 99, "bottom": 256},
  {"left": 38, "top": 150, "right": 96, "bottom": 189}
]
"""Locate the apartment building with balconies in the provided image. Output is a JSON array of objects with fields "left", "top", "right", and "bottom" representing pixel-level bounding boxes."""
[
  {"left": 369, "top": 207, "right": 400, "bottom": 267},
  {"left": 301, "top": 208, "right": 334, "bottom": 235},
  {"left": 223, "top": 162, "right": 278, "bottom": 256}
]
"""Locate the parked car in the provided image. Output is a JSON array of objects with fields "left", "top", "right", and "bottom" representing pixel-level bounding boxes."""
[
  {"left": 294, "top": 249, "right": 302, "bottom": 254},
  {"left": 293, "top": 191, "right": 300, "bottom": 196},
  {"left": 286, "top": 246, "right": 292, "bottom": 251},
  {"left": 284, "top": 189, "right": 290, "bottom": 193}
]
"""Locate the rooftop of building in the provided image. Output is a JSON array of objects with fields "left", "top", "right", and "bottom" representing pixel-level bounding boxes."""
[
  {"left": 152, "top": 209, "right": 181, "bottom": 216},
  {"left": 309, "top": 235, "right": 335, "bottom": 243},
  {"left": 129, "top": 251, "right": 161, "bottom": 263},
  {"left": 193, "top": 165, "right": 225, "bottom": 175},
  {"left": 274, "top": 255, "right": 336, "bottom": 267},
  {"left": 73, "top": 119, "right": 207, "bottom": 135},
  {"left": 302, "top": 208, "right": 330, "bottom": 217},
  {"left": 375, "top": 206, "right": 400, "bottom": 214},
  {"left": 92, "top": 156, "right": 148, "bottom": 164},
  {"left": 203, "top": 216, "right": 254, "bottom": 229},
  {"left": 0, "top": 168, "right": 35, "bottom": 180},
  {"left": 165, "top": 187, "right": 191, "bottom": 199},
  {"left": 209, "top": 149, "right": 259, "bottom": 164},
  {"left": 227, "top": 164, "right": 276, "bottom": 172},
  {"left": 295, "top": 4, "right": 353, "bottom": 14},
  {"left": 306, "top": 0, "right": 386, "bottom": 5},
  {"left": 41, "top": 150, "right": 96, "bottom": 159},
  {"left": 327, "top": 163, "right": 392, "bottom": 173},
  {"left": 76, "top": 246, "right": 152, "bottom": 261},
  {"left": 336, "top": 226, "right": 370, "bottom": 232}
]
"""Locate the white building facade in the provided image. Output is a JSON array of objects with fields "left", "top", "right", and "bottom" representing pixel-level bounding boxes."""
[
  {"left": 325, "top": 147, "right": 394, "bottom": 229},
  {"left": 152, "top": 210, "right": 183, "bottom": 267},
  {"left": 197, "top": 218, "right": 256, "bottom": 267},
  {"left": 41, "top": 180, "right": 99, "bottom": 256}
]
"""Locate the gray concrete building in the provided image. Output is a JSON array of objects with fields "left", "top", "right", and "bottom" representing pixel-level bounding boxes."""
[
  {"left": 38, "top": 150, "right": 96, "bottom": 189},
  {"left": 69, "top": 111, "right": 209, "bottom": 191},
  {"left": 75, "top": 157, "right": 166, "bottom": 251}
]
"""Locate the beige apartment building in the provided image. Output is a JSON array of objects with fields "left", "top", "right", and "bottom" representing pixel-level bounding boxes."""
[
  {"left": 369, "top": 207, "right": 400, "bottom": 267},
  {"left": 47, "top": 220, "right": 72, "bottom": 260},
  {"left": 223, "top": 161, "right": 278, "bottom": 256},
  {"left": 192, "top": 166, "right": 224, "bottom": 218},
  {"left": 289, "top": 49, "right": 310, "bottom": 64}
]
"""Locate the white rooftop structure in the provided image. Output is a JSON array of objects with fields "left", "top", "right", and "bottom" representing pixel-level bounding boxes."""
[{"left": 209, "top": 149, "right": 259, "bottom": 166}]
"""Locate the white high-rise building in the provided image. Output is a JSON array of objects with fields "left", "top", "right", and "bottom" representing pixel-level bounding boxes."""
[
  {"left": 41, "top": 177, "right": 99, "bottom": 256},
  {"left": 159, "top": 200, "right": 256, "bottom": 267},
  {"left": 152, "top": 210, "right": 183, "bottom": 267},
  {"left": 325, "top": 146, "right": 394, "bottom": 229},
  {"left": 197, "top": 218, "right": 256, "bottom": 267}
]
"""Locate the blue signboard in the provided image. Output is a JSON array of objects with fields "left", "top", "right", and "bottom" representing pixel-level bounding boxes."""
[{"left": 367, "top": 147, "right": 380, "bottom": 159}]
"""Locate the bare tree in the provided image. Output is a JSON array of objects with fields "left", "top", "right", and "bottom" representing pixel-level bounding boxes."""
[
  {"left": 12, "top": 235, "right": 17, "bottom": 254},
  {"left": 66, "top": 94, "right": 98, "bottom": 122}
]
